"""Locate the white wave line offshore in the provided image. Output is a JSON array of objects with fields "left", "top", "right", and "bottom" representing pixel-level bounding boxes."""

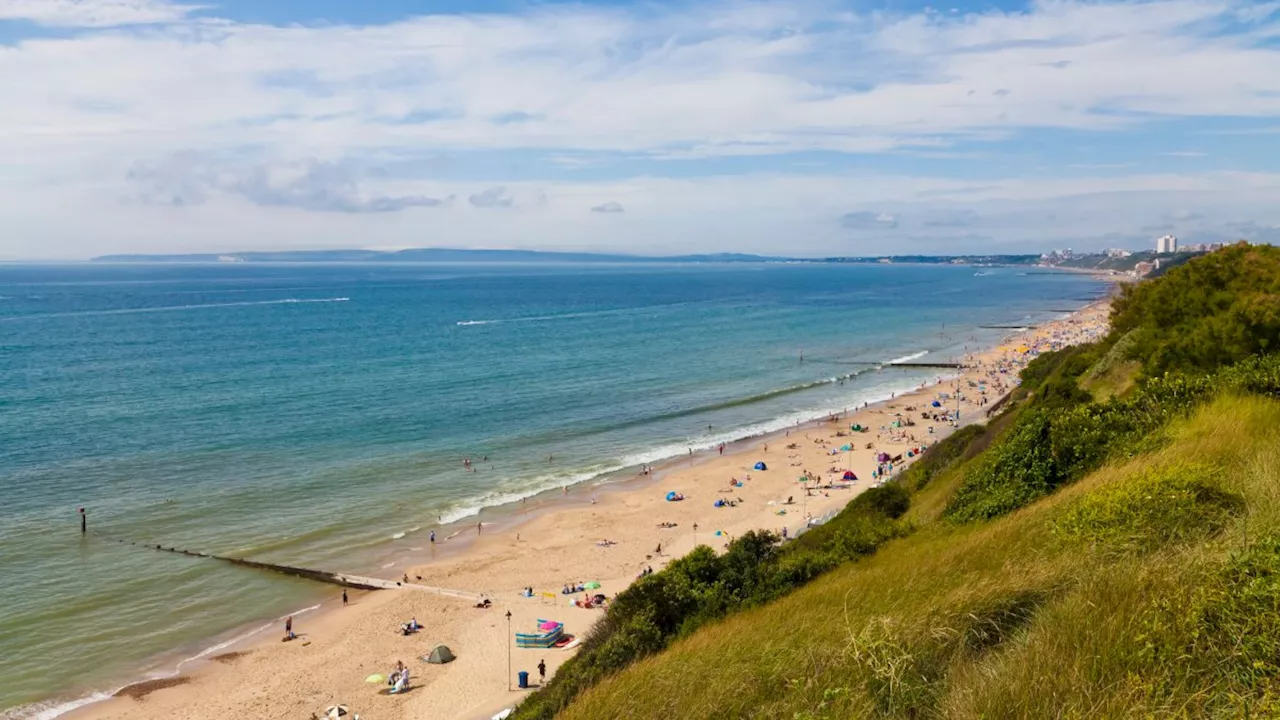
[
  {"left": 455, "top": 300, "right": 707, "bottom": 327},
  {"left": 1, "top": 297, "right": 350, "bottom": 322},
  {"left": 883, "top": 350, "right": 930, "bottom": 365}
]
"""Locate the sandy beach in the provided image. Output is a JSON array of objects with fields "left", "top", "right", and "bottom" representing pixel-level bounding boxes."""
[{"left": 67, "top": 299, "right": 1111, "bottom": 720}]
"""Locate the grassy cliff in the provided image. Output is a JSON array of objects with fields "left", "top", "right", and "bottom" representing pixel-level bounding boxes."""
[{"left": 513, "top": 242, "right": 1280, "bottom": 719}]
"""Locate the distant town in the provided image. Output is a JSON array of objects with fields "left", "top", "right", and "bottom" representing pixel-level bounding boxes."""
[
  {"left": 825, "top": 234, "right": 1242, "bottom": 278},
  {"left": 1032, "top": 235, "right": 1229, "bottom": 278}
]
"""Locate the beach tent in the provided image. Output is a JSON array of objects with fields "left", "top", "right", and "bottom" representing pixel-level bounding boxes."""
[
  {"left": 584, "top": 581, "right": 601, "bottom": 590},
  {"left": 931, "top": 400, "right": 942, "bottom": 407},
  {"left": 839, "top": 444, "right": 852, "bottom": 452},
  {"left": 665, "top": 491, "right": 681, "bottom": 502},
  {"left": 842, "top": 471, "right": 857, "bottom": 481},
  {"left": 516, "top": 620, "right": 564, "bottom": 649},
  {"left": 426, "top": 645, "right": 456, "bottom": 664},
  {"left": 877, "top": 452, "right": 891, "bottom": 462},
  {"left": 754, "top": 461, "right": 768, "bottom": 471}
]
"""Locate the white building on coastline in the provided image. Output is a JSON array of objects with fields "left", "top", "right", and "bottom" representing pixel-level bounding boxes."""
[{"left": 1155, "top": 235, "right": 1178, "bottom": 254}]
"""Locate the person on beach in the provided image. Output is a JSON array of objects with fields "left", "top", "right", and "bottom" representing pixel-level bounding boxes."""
[
  {"left": 342, "top": 589, "right": 348, "bottom": 606},
  {"left": 430, "top": 530, "right": 436, "bottom": 544},
  {"left": 284, "top": 615, "right": 295, "bottom": 641},
  {"left": 538, "top": 658, "right": 547, "bottom": 684},
  {"left": 477, "top": 521, "right": 483, "bottom": 534}
]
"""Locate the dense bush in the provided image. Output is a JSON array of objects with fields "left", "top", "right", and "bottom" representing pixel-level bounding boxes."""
[
  {"left": 1111, "top": 242, "right": 1280, "bottom": 378},
  {"left": 511, "top": 484, "right": 912, "bottom": 720},
  {"left": 944, "top": 371, "right": 1220, "bottom": 522}
]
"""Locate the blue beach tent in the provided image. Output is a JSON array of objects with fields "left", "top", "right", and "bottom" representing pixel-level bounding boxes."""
[{"left": 754, "top": 461, "right": 767, "bottom": 471}]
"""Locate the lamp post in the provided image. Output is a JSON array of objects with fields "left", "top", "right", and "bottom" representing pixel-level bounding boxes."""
[{"left": 505, "top": 610, "right": 512, "bottom": 691}]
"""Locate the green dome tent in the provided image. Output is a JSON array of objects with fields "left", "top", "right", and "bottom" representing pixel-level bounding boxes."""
[{"left": 426, "top": 645, "right": 456, "bottom": 664}]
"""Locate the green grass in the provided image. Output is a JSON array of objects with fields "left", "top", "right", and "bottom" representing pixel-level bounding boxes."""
[{"left": 554, "top": 396, "right": 1280, "bottom": 719}]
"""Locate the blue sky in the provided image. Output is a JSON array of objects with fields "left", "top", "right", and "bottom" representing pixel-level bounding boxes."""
[{"left": 1, "top": 0, "right": 1279, "bottom": 258}]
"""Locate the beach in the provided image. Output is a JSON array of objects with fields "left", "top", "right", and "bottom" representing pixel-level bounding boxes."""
[{"left": 63, "top": 299, "right": 1111, "bottom": 720}]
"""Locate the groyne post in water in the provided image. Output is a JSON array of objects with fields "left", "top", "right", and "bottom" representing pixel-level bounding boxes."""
[
  {"left": 105, "top": 537, "right": 486, "bottom": 599},
  {"left": 107, "top": 538, "right": 387, "bottom": 591}
]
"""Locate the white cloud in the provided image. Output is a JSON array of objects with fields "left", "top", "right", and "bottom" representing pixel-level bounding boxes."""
[
  {"left": 469, "top": 187, "right": 515, "bottom": 208},
  {"left": 0, "top": 0, "right": 200, "bottom": 27},
  {"left": 0, "top": 0, "right": 1278, "bottom": 257}
]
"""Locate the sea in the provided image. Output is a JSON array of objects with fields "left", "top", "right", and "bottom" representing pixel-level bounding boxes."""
[{"left": 0, "top": 261, "right": 1109, "bottom": 717}]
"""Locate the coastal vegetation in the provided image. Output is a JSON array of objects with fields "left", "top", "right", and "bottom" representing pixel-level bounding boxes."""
[{"left": 515, "top": 242, "right": 1280, "bottom": 719}]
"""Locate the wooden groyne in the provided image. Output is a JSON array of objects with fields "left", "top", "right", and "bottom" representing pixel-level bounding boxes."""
[
  {"left": 884, "top": 362, "right": 963, "bottom": 369},
  {"left": 979, "top": 325, "right": 1031, "bottom": 330},
  {"left": 115, "top": 540, "right": 388, "bottom": 589},
  {"left": 105, "top": 537, "right": 485, "bottom": 599}
]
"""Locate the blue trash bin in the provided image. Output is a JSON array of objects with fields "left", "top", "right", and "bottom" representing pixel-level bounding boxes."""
[{"left": 518, "top": 671, "right": 529, "bottom": 689}]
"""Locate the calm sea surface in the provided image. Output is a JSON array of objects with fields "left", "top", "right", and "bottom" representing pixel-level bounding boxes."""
[{"left": 0, "top": 262, "right": 1108, "bottom": 716}]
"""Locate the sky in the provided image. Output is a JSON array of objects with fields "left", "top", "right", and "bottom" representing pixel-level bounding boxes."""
[{"left": 2, "top": 0, "right": 1280, "bottom": 259}]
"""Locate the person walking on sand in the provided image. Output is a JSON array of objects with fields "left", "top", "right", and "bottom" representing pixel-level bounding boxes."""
[
  {"left": 342, "top": 589, "right": 348, "bottom": 606},
  {"left": 477, "top": 521, "right": 483, "bottom": 534},
  {"left": 538, "top": 658, "right": 547, "bottom": 684},
  {"left": 430, "top": 530, "right": 436, "bottom": 544}
]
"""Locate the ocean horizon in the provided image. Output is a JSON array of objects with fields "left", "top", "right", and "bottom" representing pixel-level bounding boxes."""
[{"left": 0, "top": 261, "right": 1108, "bottom": 718}]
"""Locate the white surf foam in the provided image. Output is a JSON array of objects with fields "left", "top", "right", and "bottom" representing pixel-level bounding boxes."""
[{"left": 883, "top": 350, "right": 929, "bottom": 365}]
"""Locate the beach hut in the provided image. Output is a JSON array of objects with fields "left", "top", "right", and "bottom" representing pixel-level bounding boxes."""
[
  {"left": 426, "top": 645, "right": 456, "bottom": 664},
  {"left": 754, "top": 461, "right": 768, "bottom": 471}
]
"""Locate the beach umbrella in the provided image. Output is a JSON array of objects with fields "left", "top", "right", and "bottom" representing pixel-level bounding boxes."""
[
  {"left": 584, "top": 581, "right": 601, "bottom": 590},
  {"left": 364, "top": 674, "right": 386, "bottom": 684}
]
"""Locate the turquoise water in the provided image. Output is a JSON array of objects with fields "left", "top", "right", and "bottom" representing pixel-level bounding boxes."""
[{"left": 0, "top": 262, "right": 1108, "bottom": 716}]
